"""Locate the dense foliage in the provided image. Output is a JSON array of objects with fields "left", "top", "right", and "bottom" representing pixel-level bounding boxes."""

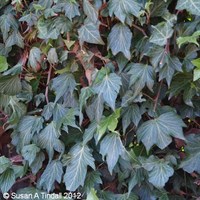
[{"left": 0, "top": 0, "right": 200, "bottom": 199}]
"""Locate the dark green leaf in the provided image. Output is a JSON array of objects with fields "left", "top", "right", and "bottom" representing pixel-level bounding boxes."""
[
  {"left": 150, "top": 22, "right": 173, "bottom": 46},
  {"left": 51, "top": 73, "right": 76, "bottom": 102},
  {"left": 180, "top": 134, "right": 200, "bottom": 173},
  {"left": 128, "top": 63, "right": 155, "bottom": 96},
  {"left": 109, "top": 0, "right": 141, "bottom": 23},
  {"left": 28, "top": 47, "right": 41, "bottom": 70},
  {"left": 64, "top": 144, "right": 95, "bottom": 191},
  {"left": 100, "top": 132, "right": 125, "bottom": 174},
  {"left": 142, "top": 156, "right": 174, "bottom": 188},
  {"left": 0, "top": 156, "right": 11, "bottom": 174},
  {"left": 0, "top": 75, "right": 22, "bottom": 95},
  {"left": 38, "top": 160, "right": 63, "bottom": 192},
  {"left": 37, "top": 122, "right": 64, "bottom": 161},
  {"left": 92, "top": 69, "right": 122, "bottom": 110},
  {"left": 0, "top": 168, "right": 15, "bottom": 193},
  {"left": 137, "top": 112, "right": 186, "bottom": 151},
  {"left": 176, "top": 0, "right": 200, "bottom": 16},
  {"left": 108, "top": 23, "right": 132, "bottom": 59},
  {"left": 78, "top": 19, "right": 104, "bottom": 45}
]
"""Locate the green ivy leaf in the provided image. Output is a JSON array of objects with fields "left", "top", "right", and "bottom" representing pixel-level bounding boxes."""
[
  {"left": 37, "top": 122, "right": 64, "bottom": 162},
  {"left": 51, "top": 73, "right": 76, "bottom": 102},
  {"left": 108, "top": 23, "right": 132, "bottom": 59},
  {"left": 64, "top": 144, "right": 95, "bottom": 191},
  {"left": 38, "top": 160, "right": 63, "bottom": 192},
  {"left": 28, "top": 47, "right": 41, "bottom": 71},
  {"left": 78, "top": 19, "right": 104, "bottom": 45},
  {"left": 149, "top": 0, "right": 171, "bottom": 17},
  {"left": 21, "top": 144, "right": 40, "bottom": 165},
  {"left": 0, "top": 168, "right": 15, "bottom": 193},
  {"left": 100, "top": 132, "right": 125, "bottom": 174},
  {"left": 122, "top": 104, "right": 141, "bottom": 132},
  {"left": 142, "top": 156, "right": 174, "bottom": 188},
  {"left": 62, "top": 1, "right": 80, "bottom": 20},
  {"left": 137, "top": 112, "right": 186, "bottom": 151},
  {"left": 17, "top": 116, "right": 44, "bottom": 148},
  {"left": 0, "top": 13, "right": 18, "bottom": 41},
  {"left": 150, "top": 22, "right": 173, "bottom": 46},
  {"left": 0, "top": 55, "right": 8, "bottom": 72},
  {"left": 108, "top": 0, "right": 141, "bottom": 23},
  {"left": 180, "top": 134, "right": 200, "bottom": 173},
  {"left": 84, "top": 171, "right": 102, "bottom": 193},
  {"left": 83, "top": 0, "right": 98, "bottom": 23},
  {"left": 83, "top": 121, "right": 97, "bottom": 144},
  {"left": 30, "top": 152, "right": 45, "bottom": 175},
  {"left": 176, "top": 0, "right": 200, "bottom": 16},
  {"left": 92, "top": 69, "right": 122, "bottom": 110},
  {"left": 128, "top": 63, "right": 155, "bottom": 96},
  {"left": 5, "top": 31, "right": 24, "bottom": 48},
  {"left": 0, "top": 156, "right": 11, "bottom": 174},
  {"left": 47, "top": 48, "right": 58, "bottom": 64},
  {"left": 0, "top": 75, "right": 22, "bottom": 95}
]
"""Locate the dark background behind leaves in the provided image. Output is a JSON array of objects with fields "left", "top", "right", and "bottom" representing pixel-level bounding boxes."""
[{"left": 0, "top": 0, "right": 200, "bottom": 199}]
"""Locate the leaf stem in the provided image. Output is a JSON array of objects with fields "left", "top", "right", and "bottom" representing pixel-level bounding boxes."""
[
  {"left": 153, "top": 80, "right": 163, "bottom": 112},
  {"left": 45, "top": 64, "right": 53, "bottom": 104},
  {"left": 132, "top": 23, "right": 147, "bottom": 37}
]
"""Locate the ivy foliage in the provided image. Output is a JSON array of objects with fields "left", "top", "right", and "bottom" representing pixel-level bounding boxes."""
[{"left": 0, "top": 0, "right": 200, "bottom": 199}]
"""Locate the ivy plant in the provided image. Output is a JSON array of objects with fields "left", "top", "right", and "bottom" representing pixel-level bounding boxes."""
[{"left": 0, "top": 0, "right": 200, "bottom": 199}]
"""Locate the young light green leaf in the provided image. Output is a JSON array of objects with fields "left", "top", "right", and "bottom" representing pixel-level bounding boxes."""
[
  {"left": 0, "top": 75, "right": 22, "bottom": 95},
  {"left": 51, "top": 73, "right": 76, "bottom": 102},
  {"left": 176, "top": 0, "right": 200, "bottom": 16},
  {"left": 100, "top": 132, "right": 125, "bottom": 174},
  {"left": 142, "top": 156, "right": 174, "bottom": 188},
  {"left": 21, "top": 144, "right": 40, "bottom": 165},
  {"left": 86, "top": 188, "right": 99, "bottom": 200},
  {"left": 177, "top": 31, "right": 200, "bottom": 47},
  {"left": 193, "top": 68, "right": 200, "bottom": 81},
  {"left": 97, "top": 109, "right": 121, "bottom": 141},
  {"left": 78, "top": 19, "right": 104, "bottom": 45},
  {"left": 37, "top": 122, "right": 64, "bottom": 161},
  {"left": 192, "top": 58, "right": 200, "bottom": 68},
  {"left": 108, "top": 0, "right": 141, "bottom": 23},
  {"left": 28, "top": 47, "right": 41, "bottom": 70},
  {"left": 92, "top": 69, "right": 122, "bottom": 110},
  {"left": 0, "top": 168, "right": 15, "bottom": 193},
  {"left": 38, "top": 160, "right": 63, "bottom": 192},
  {"left": 150, "top": 22, "right": 173, "bottom": 46},
  {"left": 137, "top": 112, "right": 186, "bottom": 151},
  {"left": 0, "top": 156, "right": 11, "bottom": 174},
  {"left": 108, "top": 24, "right": 132, "bottom": 59},
  {"left": 64, "top": 144, "right": 95, "bottom": 191},
  {"left": 0, "top": 55, "right": 8, "bottom": 72}
]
